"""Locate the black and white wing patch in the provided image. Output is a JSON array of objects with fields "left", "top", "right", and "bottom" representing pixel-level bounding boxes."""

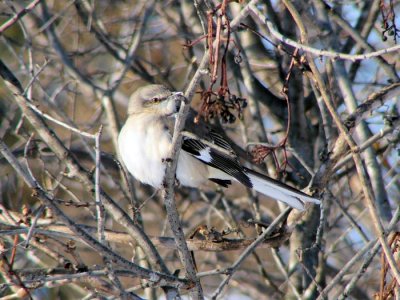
[
  {"left": 182, "top": 138, "right": 252, "bottom": 187},
  {"left": 208, "top": 129, "right": 235, "bottom": 154},
  {"left": 180, "top": 123, "right": 320, "bottom": 210}
]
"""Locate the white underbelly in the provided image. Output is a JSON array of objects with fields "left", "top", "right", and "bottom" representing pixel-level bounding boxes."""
[
  {"left": 118, "top": 118, "right": 208, "bottom": 188},
  {"left": 119, "top": 121, "right": 170, "bottom": 188},
  {"left": 176, "top": 151, "right": 208, "bottom": 187}
]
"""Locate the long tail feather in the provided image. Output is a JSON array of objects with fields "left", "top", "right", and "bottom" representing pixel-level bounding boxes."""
[{"left": 244, "top": 168, "right": 320, "bottom": 211}]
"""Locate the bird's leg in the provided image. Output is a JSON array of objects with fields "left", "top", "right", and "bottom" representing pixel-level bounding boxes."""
[{"left": 161, "top": 157, "right": 179, "bottom": 185}]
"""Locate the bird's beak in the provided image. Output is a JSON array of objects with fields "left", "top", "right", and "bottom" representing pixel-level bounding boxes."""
[
  {"left": 171, "top": 92, "right": 186, "bottom": 102},
  {"left": 172, "top": 91, "right": 184, "bottom": 97},
  {"left": 169, "top": 91, "right": 186, "bottom": 113}
]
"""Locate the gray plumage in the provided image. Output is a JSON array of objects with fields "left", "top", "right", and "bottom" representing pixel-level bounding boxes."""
[{"left": 118, "top": 85, "right": 320, "bottom": 210}]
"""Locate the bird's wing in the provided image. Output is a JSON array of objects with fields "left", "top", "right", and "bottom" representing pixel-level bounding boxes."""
[
  {"left": 181, "top": 137, "right": 252, "bottom": 187},
  {"left": 183, "top": 110, "right": 237, "bottom": 154},
  {"left": 164, "top": 111, "right": 249, "bottom": 185},
  {"left": 176, "top": 111, "right": 320, "bottom": 210}
]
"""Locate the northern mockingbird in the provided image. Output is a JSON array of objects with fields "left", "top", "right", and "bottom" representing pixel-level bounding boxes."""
[{"left": 118, "top": 85, "right": 320, "bottom": 210}]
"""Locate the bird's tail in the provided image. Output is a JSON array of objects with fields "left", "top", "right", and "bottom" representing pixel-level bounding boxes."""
[{"left": 244, "top": 168, "right": 320, "bottom": 211}]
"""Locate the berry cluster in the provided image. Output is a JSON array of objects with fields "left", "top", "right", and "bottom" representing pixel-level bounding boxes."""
[{"left": 199, "top": 92, "right": 247, "bottom": 124}]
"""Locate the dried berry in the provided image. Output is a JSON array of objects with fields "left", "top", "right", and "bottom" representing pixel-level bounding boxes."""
[{"left": 234, "top": 54, "right": 243, "bottom": 64}]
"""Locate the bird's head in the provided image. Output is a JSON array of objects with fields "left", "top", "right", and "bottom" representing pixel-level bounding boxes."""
[{"left": 128, "top": 85, "right": 184, "bottom": 116}]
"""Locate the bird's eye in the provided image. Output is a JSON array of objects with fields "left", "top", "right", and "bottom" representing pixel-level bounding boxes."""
[{"left": 150, "top": 97, "right": 160, "bottom": 103}]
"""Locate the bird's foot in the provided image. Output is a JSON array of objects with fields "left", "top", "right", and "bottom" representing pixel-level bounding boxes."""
[{"left": 174, "top": 177, "right": 180, "bottom": 187}]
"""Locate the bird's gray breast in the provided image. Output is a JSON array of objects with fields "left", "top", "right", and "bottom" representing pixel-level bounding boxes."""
[{"left": 118, "top": 117, "right": 172, "bottom": 188}]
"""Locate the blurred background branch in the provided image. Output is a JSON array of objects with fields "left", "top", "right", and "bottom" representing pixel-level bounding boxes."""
[{"left": 0, "top": 0, "right": 398, "bottom": 299}]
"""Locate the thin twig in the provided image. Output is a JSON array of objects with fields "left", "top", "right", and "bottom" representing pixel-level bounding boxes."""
[
  {"left": 26, "top": 102, "right": 97, "bottom": 139},
  {"left": 94, "top": 125, "right": 105, "bottom": 243},
  {"left": 334, "top": 118, "right": 400, "bottom": 171},
  {"left": 210, "top": 207, "right": 291, "bottom": 299},
  {"left": 317, "top": 205, "right": 400, "bottom": 299},
  {"left": 161, "top": 1, "right": 263, "bottom": 297},
  {"left": 248, "top": 5, "right": 400, "bottom": 61},
  {"left": 282, "top": 0, "right": 400, "bottom": 286},
  {"left": 272, "top": 248, "right": 302, "bottom": 300},
  {"left": 0, "top": 58, "right": 171, "bottom": 278},
  {"left": 0, "top": 139, "right": 189, "bottom": 289},
  {"left": 0, "top": 224, "right": 290, "bottom": 252},
  {"left": 0, "top": 0, "right": 42, "bottom": 35}
]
